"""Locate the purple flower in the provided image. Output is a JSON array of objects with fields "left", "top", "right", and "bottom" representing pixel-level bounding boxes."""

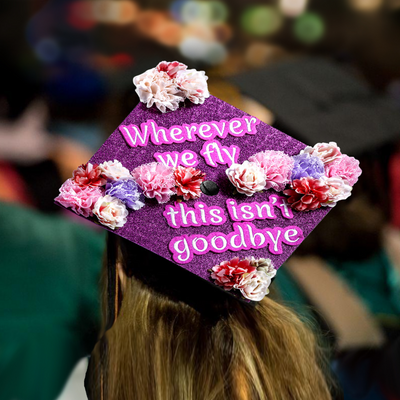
[
  {"left": 105, "top": 179, "right": 145, "bottom": 210},
  {"left": 291, "top": 154, "right": 325, "bottom": 180}
]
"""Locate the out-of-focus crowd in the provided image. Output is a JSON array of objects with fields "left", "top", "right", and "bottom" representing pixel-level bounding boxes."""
[{"left": 1, "top": 1, "right": 400, "bottom": 399}]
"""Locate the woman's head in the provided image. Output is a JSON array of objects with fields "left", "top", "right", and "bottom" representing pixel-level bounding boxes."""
[{"left": 94, "top": 235, "right": 332, "bottom": 400}]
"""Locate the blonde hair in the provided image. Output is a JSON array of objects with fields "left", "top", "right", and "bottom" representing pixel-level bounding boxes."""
[{"left": 94, "top": 272, "right": 332, "bottom": 400}]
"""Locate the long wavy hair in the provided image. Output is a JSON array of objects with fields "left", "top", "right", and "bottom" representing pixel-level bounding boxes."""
[{"left": 86, "top": 234, "right": 332, "bottom": 400}]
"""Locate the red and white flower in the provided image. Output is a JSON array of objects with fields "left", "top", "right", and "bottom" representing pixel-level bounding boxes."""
[
  {"left": 72, "top": 162, "right": 106, "bottom": 187},
  {"left": 156, "top": 61, "right": 187, "bottom": 78},
  {"left": 284, "top": 177, "right": 330, "bottom": 212},
  {"left": 174, "top": 166, "right": 206, "bottom": 200},
  {"left": 226, "top": 161, "right": 266, "bottom": 196},
  {"left": 93, "top": 195, "right": 129, "bottom": 230},
  {"left": 321, "top": 176, "right": 352, "bottom": 207}
]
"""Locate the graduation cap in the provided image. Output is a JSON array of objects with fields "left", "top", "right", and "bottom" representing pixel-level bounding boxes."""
[
  {"left": 55, "top": 61, "right": 361, "bottom": 304},
  {"left": 230, "top": 57, "right": 400, "bottom": 156}
]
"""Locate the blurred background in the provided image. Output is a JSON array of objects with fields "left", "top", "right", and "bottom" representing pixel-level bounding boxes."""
[{"left": 1, "top": 0, "right": 400, "bottom": 399}]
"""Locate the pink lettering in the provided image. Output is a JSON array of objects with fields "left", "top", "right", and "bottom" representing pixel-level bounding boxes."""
[
  {"left": 200, "top": 140, "right": 240, "bottom": 168},
  {"left": 154, "top": 150, "right": 199, "bottom": 168}
]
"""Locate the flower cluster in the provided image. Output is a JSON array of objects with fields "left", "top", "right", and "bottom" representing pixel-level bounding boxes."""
[
  {"left": 226, "top": 142, "right": 361, "bottom": 212},
  {"left": 210, "top": 257, "right": 276, "bottom": 301},
  {"left": 132, "top": 162, "right": 206, "bottom": 203},
  {"left": 56, "top": 160, "right": 144, "bottom": 230},
  {"left": 133, "top": 61, "right": 210, "bottom": 113},
  {"left": 56, "top": 159, "right": 207, "bottom": 228}
]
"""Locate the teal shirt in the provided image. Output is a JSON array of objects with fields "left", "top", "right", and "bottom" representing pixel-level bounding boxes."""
[{"left": 0, "top": 202, "right": 105, "bottom": 400}]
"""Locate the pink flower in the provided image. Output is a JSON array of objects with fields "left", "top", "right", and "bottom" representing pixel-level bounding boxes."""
[
  {"left": 175, "top": 69, "right": 210, "bottom": 105},
  {"left": 325, "top": 155, "right": 362, "bottom": 186},
  {"left": 98, "top": 160, "right": 132, "bottom": 181},
  {"left": 131, "top": 162, "right": 176, "bottom": 204},
  {"left": 156, "top": 61, "right": 187, "bottom": 78},
  {"left": 321, "top": 176, "right": 352, "bottom": 207},
  {"left": 211, "top": 257, "right": 257, "bottom": 291},
  {"left": 174, "top": 166, "right": 206, "bottom": 200},
  {"left": 226, "top": 161, "right": 266, "bottom": 196},
  {"left": 240, "top": 271, "right": 272, "bottom": 301},
  {"left": 72, "top": 163, "right": 106, "bottom": 187},
  {"left": 93, "top": 195, "right": 129, "bottom": 230},
  {"left": 301, "top": 142, "right": 342, "bottom": 164},
  {"left": 133, "top": 68, "right": 185, "bottom": 113},
  {"left": 284, "top": 177, "right": 330, "bottom": 212},
  {"left": 248, "top": 150, "right": 293, "bottom": 192},
  {"left": 55, "top": 179, "right": 103, "bottom": 217}
]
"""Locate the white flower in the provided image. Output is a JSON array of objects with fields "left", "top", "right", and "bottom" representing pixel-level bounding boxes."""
[
  {"left": 320, "top": 176, "right": 352, "bottom": 207},
  {"left": 240, "top": 271, "right": 272, "bottom": 301},
  {"left": 133, "top": 68, "right": 184, "bottom": 113},
  {"left": 175, "top": 69, "right": 210, "bottom": 105},
  {"left": 248, "top": 257, "right": 277, "bottom": 279},
  {"left": 301, "top": 142, "right": 342, "bottom": 165},
  {"left": 93, "top": 195, "right": 129, "bottom": 230},
  {"left": 226, "top": 161, "right": 266, "bottom": 196},
  {"left": 98, "top": 160, "right": 132, "bottom": 181}
]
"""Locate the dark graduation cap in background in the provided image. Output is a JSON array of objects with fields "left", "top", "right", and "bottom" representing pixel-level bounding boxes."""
[{"left": 230, "top": 57, "right": 400, "bottom": 156}]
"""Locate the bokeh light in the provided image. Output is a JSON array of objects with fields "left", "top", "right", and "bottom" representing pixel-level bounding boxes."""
[
  {"left": 181, "top": 1, "right": 211, "bottom": 24},
  {"left": 348, "top": 0, "right": 383, "bottom": 12},
  {"left": 245, "top": 42, "right": 286, "bottom": 68},
  {"left": 279, "top": 0, "right": 308, "bottom": 17},
  {"left": 293, "top": 12, "right": 325, "bottom": 44},
  {"left": 179, "top": 36, "right": 209, "bottom": 60},
  {"left": 208, "top": 1, "right": 229, "bottom": 24},
  {"left": 241, "top": 6, "right": 283, "bottom": 37},
  {"left": 34, "top": 37, "right": 61, "bottom": 64}
]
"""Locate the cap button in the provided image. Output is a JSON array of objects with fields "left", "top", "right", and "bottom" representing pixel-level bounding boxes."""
[{"left": 200, "top": 180, "right": 219, "bottom": 196}]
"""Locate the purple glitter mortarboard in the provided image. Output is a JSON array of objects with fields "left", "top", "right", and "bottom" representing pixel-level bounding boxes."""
[{"left": 56, "top": 93, "right": 335, "bottom": 297}]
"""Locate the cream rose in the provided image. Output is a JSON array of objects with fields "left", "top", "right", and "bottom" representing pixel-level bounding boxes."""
[
  {"left": 99, "top": 160, "right": 132, "bottom": 181},
  {"left": 301, "top": 142, "right": 341, "bottom": 165},
  {"left": 226, "top": 161, "right": 266, "bottom": 196},
  {"left": 240, "top": 271, "right": 272, "bottom": 301},
  {"left": 320, "top": 176, "right": 352, "bottom": 207},
  {"left": 93, "top": 195, "right": 129, "bottom": 230},
  {"left": 175, "top": 69, "right": 210, "bottom": 105}
]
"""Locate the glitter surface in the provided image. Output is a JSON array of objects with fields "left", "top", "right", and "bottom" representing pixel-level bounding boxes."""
[{"left": 88, "top": 95, "right": 330, "bottom": 281}]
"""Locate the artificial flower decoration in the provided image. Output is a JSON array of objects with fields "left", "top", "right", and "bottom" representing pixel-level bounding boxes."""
[
  {"left": 93, "top": 195, "right": 129, "bottom": 230},
  {"left": 72, "top": 163, "right": 106, "bottom": 187},
  {"left": 325, "top": 154, "right": 362, "bottom": 186},
  {"left": 55, "top": 179, "right": 104, "bottom": 217},
  {"left": 131, "top": 162, "right": 176, "bottom": 204},
  {"left": 175, "top": 69, "right": 210, "bottom": 105},
  {"left": 248, "top": 150, "right": 293, "bottom": 191},
  {"left": 133, "top": 61, "right": 210, "bottom": 113},
  {"left": 284, "top": 177, "right": 330, "bottom": 212},
  {"left": 174, "top": 166, "right": 206, "bottom": 200},
  {"left": 210, "top": 257, "right": 275, "bottom": 301},
  {"left": 320, "top": 177, "right": 352, "bottom": 207},
  {"left": 226, "top": 161, "right": 266, "bottom": 196},
  {"left": 301, "top": 142, "right": 341, "bottom": 165},
  {"left": 105, "top": 180, "right": 145, "bottom": 211},
  {"left": 291, "top": 153, "right": 325, "bottom": 180},
  {"left": 99, "top": 160, "right": 133, "bottom": 181}
]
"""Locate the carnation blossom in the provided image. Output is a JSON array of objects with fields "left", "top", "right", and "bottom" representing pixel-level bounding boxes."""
[
  {"left": 156, "top": 61, "right": 187, "bottom": 78},
  {"left": 93, "top": 195, "right": 129, "bottom": 230},
  {"left": 291, "top": 153, "right": 325, "bottom": 180},
  {"left": 174, "top": 166, "right": 206, "bottom": 200},
  {"left": 105, "top": 180, "right": 145, "bottom": 210},
  {"left": 211, "top": 257, "right": 257, "bottom": 291},
  {"left": 284, "top": 177, "right": 330, "bottom": 212},
  {"left": 248, "top": 257, "right": 277, "bottom": 279},
  {"left": 175, "top": 69, "right": 210, "bottom": 105},
  {"left": 325, "top": 155, "right": 362, "bottom": 186},
  {"left": 239, "top": 271, "right": 272, "bottom": 301},
  {"left": 226, "top": 161, "right": 266, "bottom": 196},
  {"left": 72, "top": 163, "right": 106, "bottom": 187},
  {"left": 133, "top": 69, "right": 185, "bottom": 113},
  {"left": 55, "top": 179, "right": 103, "bottom": 217},
  {"left": 320, "top": 176, "right": 352, "bottom": 207},
  {"left": 131, "top": 162, "right": 176, "bottom": 204},
  {"left": 248, "top": 150, "right": 293, "bottom": 191},
  {"left": 99, "top": 160, "right": 133, "bottom": 181},
  {"left": 301, "top": 142, "right": 341, "bottom": 164}
]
